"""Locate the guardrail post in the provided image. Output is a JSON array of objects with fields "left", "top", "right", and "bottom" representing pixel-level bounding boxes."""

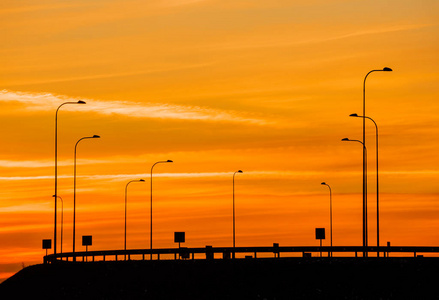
[
  {"left": 205, "top": 246, "right": 213, "bottom": 260},
  {"left": 387, "top": 241, "right": 390, "bottom": 257}
]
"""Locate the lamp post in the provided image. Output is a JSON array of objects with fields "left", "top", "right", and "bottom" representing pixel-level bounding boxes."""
[
  {"left": 150, "top": 160, "right": 173, "bottom": 259},
  {"left": 52, "top": 195, "right": 63, "bottom": 254},
  {"left": 54, "top": 100, "right": 85, "bottom": 255},
  {"left": 321, "top": 182, "right": 332, "bottom": 256},
  {"left": 125, "top": 179, "right": 145, "bottom": 252},
  {"left": 73, "top": 135, "right": 100, "bottom": 256},
  {"left": 342, "top": 137, "right": 367, "bottom": 256},
  {"left": 362, "top": 67, "right": 392, "bottom": 256},
  {"left": 233, "top": 170, "right": 243, "bottom": 258},
  {"left": 350, "top": 113, "right": 380, "bottom": 256}
]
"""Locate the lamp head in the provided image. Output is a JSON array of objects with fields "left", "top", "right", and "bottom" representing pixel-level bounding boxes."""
[
  {"left": 92, "top": 135, "right": 100, "bottom": 138},
  {"left": 349, "top": 113, "right": 359, "bottom": 117},
  {"left": 321, "top": 182, "right": 326, "bottom": 185},
  {"left": 383, "top": 67, "right": 392, "bottom": 72},
  {"left": 167, "top": 160, "right": 173, "bottom": 163},
  {"left": 77, "top": 100, "right": 86, "bottom": 104},
  {"left": 341, "top": 138, "right": 350, "bottom": 141},
  {"left": 139, "top": 179, "right": 145, "bottom": 182},
  {"left": 237, "top": 170, "right": 243, "bottom": 173}
]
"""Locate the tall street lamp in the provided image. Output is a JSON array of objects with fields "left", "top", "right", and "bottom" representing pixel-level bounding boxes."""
[
  {"left": 350, "top": 113, "right": 380, "bottom": 256},
  {"left": 54, "top": 100, "right": 85, "bottom": 255},
  {"left": 52, "top": 195, "right": 64, "bottom": 254},
  {"left": 73, "top": 135, "right": 100, "bottom": 256},
  {"left": 233, "top": 170, "right": 243, "bottom": 258},
  {"left": 150, "top": 160, "right": 173, "bottom": 258},
  {"left": 125, "top": 179, "right": 145, "bottom": 252},
  {"left": 342, "top": 137, "right": 368, "bottom": 256},
  {"left": 362, "top": 67, "right": 392, "bottom": 255},
  {"left": 321, "top": 182, "right": 332, "bottom": 256}
]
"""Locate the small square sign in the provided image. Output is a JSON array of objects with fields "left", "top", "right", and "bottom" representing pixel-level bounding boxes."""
[
  {"left": 82, "top": 235, "right": 92, "bottom": 246},
  {"left": 315, "top": 228, "right": 325, "bottom": 240},
  {"left": 42, "top": 239, "right": 52, "bottom": 249},
  {"left": 174, "top": 232, "right": 185, "bottom": 243}
]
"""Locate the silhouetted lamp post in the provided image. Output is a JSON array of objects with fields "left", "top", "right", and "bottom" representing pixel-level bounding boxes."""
[
  {"left": 233, "top": 170, "right": 243, "bottom": 257},
  {"left": 54, "top": 100, "right": 85, "bottom": 255},
  {"left": 342, "top": 137, "right": 368, "bottom": 255},
  {"left": 350, "top": 113, "right": 381, "bottom": 256},
  {"left": 321, "top": 182, "right": 332, "bottom": 256},
  {"left": 53, "top": 195, "right": 64, "bottom": 253},
  {"left": 125, "top": 179, "right": 145, "bottom": 252},
  {"left": 362, "top": 67, "right": 392, "bottom": 256},
  {"left": 73, "top": 135, "right": 100, "bottom": 256},
  {"left": 150, "top": 160, "right": 173, "bottom": 258}
]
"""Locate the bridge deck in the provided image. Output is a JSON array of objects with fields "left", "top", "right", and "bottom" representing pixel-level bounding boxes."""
[{"left": 44, "top": 246, "right": 439, "bottom": 263}]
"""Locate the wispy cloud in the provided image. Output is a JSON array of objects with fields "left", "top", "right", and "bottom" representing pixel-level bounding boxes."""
[
  {"left": 1, "top": 170, "right": 438, "bottom": 182},
  {"left": 3, "top": 63, "right": 214, "bottom": 86},
  {"left": 210, "top": 23, "right": 432, "bottom": 51},
  {"left": 0, "top": 159, "right": 109, "bottom": 168},
  {"left": 0, "top": 2, "right": 90, "bottom": 15},
  {"left": 0, "top": 171, "right": 322, "bottom": 182},
  {"left": 160, "top": 0, "right": 209, "bottom": 7},
  {"left": 0, "top": 90, "right": 269, "bottom": 124},
  {"left": 0, "top": 203, "right": 51, "bottom": 213}
]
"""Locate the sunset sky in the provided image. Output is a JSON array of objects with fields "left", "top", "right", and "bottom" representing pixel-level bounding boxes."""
[{"left": 1, "top": 0, "right": 438, "bottom": 281}]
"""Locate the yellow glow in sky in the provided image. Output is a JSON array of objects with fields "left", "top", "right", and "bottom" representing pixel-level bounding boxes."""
[{"left": 1, "top": 0, "right": 438, "bottom": 281}]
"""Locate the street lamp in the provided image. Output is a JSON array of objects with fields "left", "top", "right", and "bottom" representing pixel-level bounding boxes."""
[
  {"left": 150, "top": 160, "right": 173, "bottom": 258},
  {"left": 52, "top": 195, "right": 64, "bottom": 254},
  {"left": 350, "top": 113, "right": 380, "bottom": 256},
  {"left": 321, "top": 182, "right": 332, "bottom": 256},
  {"left": 125, "top": 179, "right": 145, "bottom": 252},
  {"left": 342, "top": 137, "right": 368, "bottom": 256},
  {"left": 233, "top": 170, "right": 243, "bottom": 257},
  {"left": 73, "top": 135, "right": 100, "bottom": 256},
  {"left": 54, "top": 100, "right": 85, "bottom": 255},
  {"left": 362, "top": 67, "right": 392, "bottom": 256}
]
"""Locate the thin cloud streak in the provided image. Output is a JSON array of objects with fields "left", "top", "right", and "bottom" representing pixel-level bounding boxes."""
[
  {"left": 0, "top": 203, "right": 51, "bottom": 213},
  {"left": 2, "top": 63, "right": 214, "bottom": 86},
  {"left": 1, "top": 170, "right": 438, "bottom": 182},
  {"left": 160, "top": 0, "right": 209, "bottom": 7},
  {"left": 209, "top": 23, "right": 432, "bottom": 51},
  {"left": 0, "top": 2, "right": 91, "bottom": 15},
  {"left": 0, "top": 90, "right": 269, "bottom": 125},
  {"left": 0, "top": 159, "right": 111, "bottom": 168}
]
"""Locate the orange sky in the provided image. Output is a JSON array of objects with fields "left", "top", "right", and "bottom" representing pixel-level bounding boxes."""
[{"left": 1, "top": 0, "right": 438, "bottom": 281}]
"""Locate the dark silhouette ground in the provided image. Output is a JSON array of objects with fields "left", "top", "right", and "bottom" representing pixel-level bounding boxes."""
[{"left": 1, "top": 257, "right": 438, "bottom": 299}]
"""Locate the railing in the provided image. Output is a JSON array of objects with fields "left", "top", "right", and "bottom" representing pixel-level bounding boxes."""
[{"left": 44, "top": 246, "right": 439, "bottom": 264}]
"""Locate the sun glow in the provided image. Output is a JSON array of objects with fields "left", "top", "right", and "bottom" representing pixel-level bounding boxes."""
[{"left": 1, "top": 0, "right": 438, "bottom": 282}]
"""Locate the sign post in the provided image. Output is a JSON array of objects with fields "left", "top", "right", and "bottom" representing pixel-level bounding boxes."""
[
  {"left": 315, "top": 228, "right": 325, "bottom": 257},
  {"left": 82, "top": 235, "right": 92, "bottom": 261},
  {"left": 174, "top": 232, "right": 185, "bottom": 248},
  {"left": 42, "top": 239, "right": 52, "bottom": 257},
  {"left": 174, "top": 232, "right": 187, "bottom": 259}
]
